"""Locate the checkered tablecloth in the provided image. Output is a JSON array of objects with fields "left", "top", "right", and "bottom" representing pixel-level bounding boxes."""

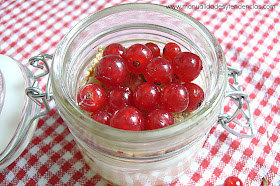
[{"left": 0, "top": 0, "right": 279, "bottom": 185}]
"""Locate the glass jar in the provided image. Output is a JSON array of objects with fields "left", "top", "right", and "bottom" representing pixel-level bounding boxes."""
[
  {"left": 50, "top": 3, "right": 226, "bottom": 185},
  {"left": 44, "top": 3, "right": 252, "bottom": 185}
]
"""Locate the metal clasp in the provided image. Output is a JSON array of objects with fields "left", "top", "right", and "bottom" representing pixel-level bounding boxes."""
[
  {"left": 218, "top": 66, "right": 255, "bottom": 138},
  {"left": 25, "top": 53, "right": 54, "bottom": 123}
]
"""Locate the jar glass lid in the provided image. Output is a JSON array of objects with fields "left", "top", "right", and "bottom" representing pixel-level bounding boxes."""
[
  {"left": 0, "top": 55, "right": 26, "bottom": 154},
  {"left": 0, "top": 55, "right": 40, "bottom": 170}
]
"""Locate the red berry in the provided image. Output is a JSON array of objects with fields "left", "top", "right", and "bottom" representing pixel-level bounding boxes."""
[
  {"left": 144, "top": 57, "right": 173, "bottom": 86},
  {"left": 103, "top": 43, "right": 126, "bottom": 58},
  {"left": 95, "top": 55, "right": 129, "bottom": 86},
  {"left": 91, "top": 110, "right": 111, "bottom": 125},
  {"left": 161, "top": 83, "right": 189, "bottom": 113},
  {"left": 77, "top": 83, "right": 107, "bottom": 112},
  {"left": 173, "top": 52, "right": 202, "bottom": 83},
  {"left": 224, "top": 176, "right": 243, "bottom": 186},
  {"left": 145, "top": 109, "right": 174, "bottom": 130},
  {"left": 183, "top": 83, "right": 204, "bottom": 112},
  {"left": 110, "top": 106, "right": 145, "bottom": 131},
  {"left": 163, "top": 42, "right": 181, "bottom": 63},
  {"left": 145, "top": 42, "right": 160, "bottom": 58},
  {"left": 133, "top": 82, "right": 161, "bottom": 111},
  {"left": 108, "top": 86, "right": 133, "bottom": 112},
  {"left": 125, "top": 44, "right": 153, "bottom": 74},
  {"left": 123, "top": 73, "right": 146, "bottom": 91}
]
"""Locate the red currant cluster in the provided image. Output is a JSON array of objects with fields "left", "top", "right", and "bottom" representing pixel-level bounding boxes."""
[{"left": 77, "top": 42, "right": 204, "bottom": 131}]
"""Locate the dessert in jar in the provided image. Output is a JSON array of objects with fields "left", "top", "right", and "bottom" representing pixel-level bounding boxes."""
[
  {"left": 51, "top": 4, "right": 227, "bottom": 184},
  {"left": 35, "top": 3, "right": 253, "bottom": 186}
]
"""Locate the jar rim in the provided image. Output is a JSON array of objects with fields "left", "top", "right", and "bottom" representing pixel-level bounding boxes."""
[{"left": 51, "top": 3, "right": 227, "bottom": 142}]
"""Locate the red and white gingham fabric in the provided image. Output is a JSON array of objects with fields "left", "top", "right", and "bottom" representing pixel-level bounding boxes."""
[{"left": 1, "top": 0, "right": 279, "bottom": 185}]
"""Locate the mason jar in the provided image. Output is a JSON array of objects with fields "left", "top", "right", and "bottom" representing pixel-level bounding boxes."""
[{"left": 0, "top": 3, "right": 254, "bottom": 185}]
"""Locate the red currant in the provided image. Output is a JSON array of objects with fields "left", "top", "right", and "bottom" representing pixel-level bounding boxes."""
[
  {"left": 91, "top": 110, "right": 111, "bottom": 125},
  {"left": 108, "top": 86, "right": 133, "bottom": 112},
  {"left": 183, "top": 83, "right": 204, "bottom": 112},
  {"left": 123, "top": 73, "right": 146, "bottom": 91},
  {"left": 163, "top": 42, "right": 181, "bottom": 63},
  {"left": 110, "top": 106, "right": 145, "bottom": 131},
  {"left": 103, "top": 43, "right": 126, "bottom": 58},
  {"left": 161, "top": 83, "right": 189, "bottom": 113},
  {"left": 95, "top": 55, "right": 129, "bottom": 86},
  {"left": 173, "top": 52, "right": 202, "bottom": 83},
  {"left": 133, "top": 82, "right": 161, "bottom": 111},
  {"left": 145, "top": 42, "right": 160, "bottom": 58},
  {"left": 77, "top": 83, "right": 107, "bottom": 112},
  {"left": 224, "top": 176, "right": 243, "bottom": 186},
  {"left": 145, "top": 109, "right": 174, "bottom": 130},
  {"left": 144, "top": 57, "right": 173, "bottom": 86},
  {"left": 125, "top": 44, "right": 153, "bottom": 74}
]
